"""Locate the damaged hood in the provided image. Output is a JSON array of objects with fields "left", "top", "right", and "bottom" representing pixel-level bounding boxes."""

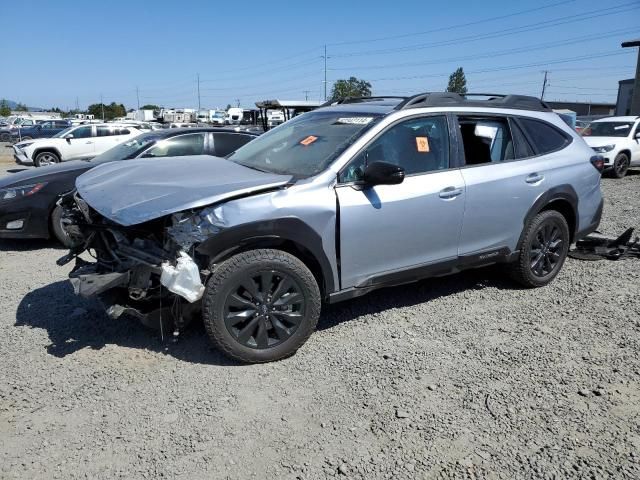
[{"left": 75, "top": 155, "right": 292, "bottom": 226}]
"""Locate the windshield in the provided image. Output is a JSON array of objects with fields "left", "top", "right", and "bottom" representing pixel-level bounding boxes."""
[
  {"left": 582, "top": 121, "right": 634, "bottom": 137},
  {"left": 228, "top": 111, "right": 381, "bottom": 177},
  {"left": 89, "top": 133, "right": 163, "bottom": 164}
]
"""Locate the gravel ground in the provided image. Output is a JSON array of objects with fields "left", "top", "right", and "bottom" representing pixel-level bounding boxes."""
[{"left": 0, "top": 160, "right": 639, "bottom": 480}]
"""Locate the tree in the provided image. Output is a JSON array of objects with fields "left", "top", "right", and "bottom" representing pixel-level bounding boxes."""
[
  {"left": 15, "top": 102, "right": 29, "bottom": 112},
  {"left": 329, "top": 77, "right": 372, "bottom": 101},
  {"left": 226, "top": 104, "right": 232, "bottom": 110},
  {"left": 446, "top": 67, "right": 467, "bottom": 95},
  {"left": 87, "top": 102, "right": 127, "bottom": 121},
  {"left": 0, "top": 99, "right": 10, "bottom": 117},
  {"left": 141, "top": 104, "right": 159, "bottom": 111}
]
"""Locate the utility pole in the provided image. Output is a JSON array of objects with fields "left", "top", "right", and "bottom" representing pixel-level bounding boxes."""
[
  {"left": 235, "top": 98, "right": 240, "bottom": 108},
  {"left": 197, "top": 73, "right": 201, "bottom": 111},
  {"left": 323, "top": 45, "right": 328, "bottom": 101},
  {"left": 100, "top": 94, "right": 105, "bottom": 121},
  {"left": 540, "top": 70, "right": 549, "bottom": 100},
  {"left": 136, "top": 86, "right": 140, "bottom": 110},
  {"left": 75, "top": 97, "right": 79, "bottom": 113},
  {"left": 303, "top": 90, "right": 311, "bottom": 101}
]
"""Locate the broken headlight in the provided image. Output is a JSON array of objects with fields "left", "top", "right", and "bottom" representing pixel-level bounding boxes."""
[{"left": 166, "top": 205, "right": 227, "bottom": 250}]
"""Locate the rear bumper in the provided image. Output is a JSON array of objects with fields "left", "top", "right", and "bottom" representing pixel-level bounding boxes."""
[{"left": 576, "top": 197, "right": 603, "bottom": 241}]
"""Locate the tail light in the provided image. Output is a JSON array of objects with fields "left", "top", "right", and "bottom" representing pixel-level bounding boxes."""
[{"left": 590, "top": 155, "right": 605, "bottom": 173}]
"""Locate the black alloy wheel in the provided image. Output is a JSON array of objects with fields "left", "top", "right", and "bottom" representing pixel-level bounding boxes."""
[
  {"left": 223, "top": 270, "right": 305, "bottom": 349},
  {"left": 203, "top": 249, "right": 321, "bottom": 363},
  {"left": 612, "top": 153, "right": 630, "bottom": 179},
  {"left": 508, "top": 210, "right": 570, "bottom": 288},
  {"left": 529, "top": 222, "right": 564, "bottom": 277}
]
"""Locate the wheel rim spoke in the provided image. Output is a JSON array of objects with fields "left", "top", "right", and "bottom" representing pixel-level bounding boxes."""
[
  {"left": 271, "top": 310, "right": 303, "bottom": 325},
  {"left": 226, "top": 309, "right": 256, "bottom": 326},
  {"left": 271, "top": 276, "right": 293, "bottom": 303},
  {"left": 240, "top": 277, "right": 262, "bottom": 302},
  {"left": 236, "top": 316, "right": 260, "bottom": 344},
  {"left": 273, "top": 291, "right": 302, "bottom": 307},
  {"left": 255, "top": 320, "right": 269, "bottom": 349},
  {"left": 228, "top": 293, "right": 255, "bottom": 309},
  {"left": 269, "top": 314, "right": 290, "bottom": 339}
]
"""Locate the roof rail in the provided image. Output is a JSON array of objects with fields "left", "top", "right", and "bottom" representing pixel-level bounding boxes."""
[
  {"left": 394, "top": 92, "right": 551, "bottom": 112},
  {"left": 320, "top": 96, "right": 408, "bottom": 107}
]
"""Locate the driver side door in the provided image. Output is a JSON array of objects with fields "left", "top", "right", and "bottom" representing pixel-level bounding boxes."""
[
  {"left": 335, "top": 115, "right": 465, "bottom": 289},
  {"left": 64, "top": 125, "right": 95, "bottom": 160}
]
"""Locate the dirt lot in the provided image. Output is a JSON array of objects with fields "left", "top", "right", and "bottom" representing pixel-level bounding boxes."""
[{"left": 0, "top": 157, "right": 639, "bottom": 479}]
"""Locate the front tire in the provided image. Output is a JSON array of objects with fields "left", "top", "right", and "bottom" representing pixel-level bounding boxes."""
[
  {"left": 203, "top": 249, "right": 321, "bottom": 363},
  {"left": 509, "top": 210, "right": 570, "bottom": 288},
  {"left": 50, "top": 205, "right": 80, "bottom": 248},
  {"left": 610, "top": 152, "right": 630, "bottom": 179},
  {"left": 34, "top": 151, "right": 60, "bottom": 167}
]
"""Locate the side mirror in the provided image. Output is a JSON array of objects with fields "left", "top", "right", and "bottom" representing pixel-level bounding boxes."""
[
  {"left": 64, "top": 133, "right": 74, "bottom": 143},
  {"left": 363, "top": 161, "right": 405, "bottom": 186},
  {"left": 635, "top": 132, "right": 640, "bottom": 140}
]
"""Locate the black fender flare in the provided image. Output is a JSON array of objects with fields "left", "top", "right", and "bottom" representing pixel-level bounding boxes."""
[
  {"left": 518, "top": 184, "right": 579, "bottom": 248},
  {"left": 195, "top": 217, "right": 336, "bottom": 294}
]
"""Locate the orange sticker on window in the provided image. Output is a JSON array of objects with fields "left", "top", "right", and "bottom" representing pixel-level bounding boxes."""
[
  {"left": 300, "top": 135, "right": 318, "bottom": 146},
  {"left": 416, "top": 137, "right": 430, "bottom": 153}
]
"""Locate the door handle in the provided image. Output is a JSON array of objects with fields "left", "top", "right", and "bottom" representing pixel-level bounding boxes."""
[
  {"left": 439, "top": 186, "right": 463, "bottom": 200},
  {"left": 526, "top": 173, "right": 544, "bottom": 184},
  {"left": 85, "top": 141, "right": 93, "bottom": 144}
]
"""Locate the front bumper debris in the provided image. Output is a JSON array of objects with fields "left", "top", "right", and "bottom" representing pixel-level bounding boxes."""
[{"left": 569, "top": 228, "right": 639, "bottom": 261}]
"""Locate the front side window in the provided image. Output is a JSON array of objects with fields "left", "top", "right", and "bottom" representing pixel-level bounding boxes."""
[
  {"left": 142, "top": 133, "right": 206, "bottom": 157},
  {"left": 40, "top": 121, "right": 54, "bottom": 129},
  {"left": 71, "top": 126, "right": 92, "bottom": 139},
  {"left": 581, "top": 121, "right": 634, "bottom": 138},
  {"left": 518, "top": 118, "right": 570, "bottom": 153},
  {"left": 228, "top": 111, "right": 382, "bottom": 177},
  {"left": 340, "top": 115, "right": 450, "bottom": 182},
  {"left": 458, "top": 116, "right": 514, "bottom": 165}
]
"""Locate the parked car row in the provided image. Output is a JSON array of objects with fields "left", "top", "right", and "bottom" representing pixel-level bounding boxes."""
[{"left": 0, "top": 128, "right": 258, "bottom": 245}]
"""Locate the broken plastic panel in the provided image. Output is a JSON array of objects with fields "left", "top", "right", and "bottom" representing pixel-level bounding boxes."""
[
  {"left": 569, "top": 228, "right": 639, "bottom": 261},
  {"left": 160, "top": 251, "right": 205, "bottom": 303}
]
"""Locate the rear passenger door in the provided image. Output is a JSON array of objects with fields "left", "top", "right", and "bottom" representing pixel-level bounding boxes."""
[{"left": 455, "top": 114, "right": 569, "bottom": 256}]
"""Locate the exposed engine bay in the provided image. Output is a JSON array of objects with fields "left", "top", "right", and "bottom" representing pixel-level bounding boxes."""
[{"left": 57, "top": 190, "right": 215, "bottom": 333}]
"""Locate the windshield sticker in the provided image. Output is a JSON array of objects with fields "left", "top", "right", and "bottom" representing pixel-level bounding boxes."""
[
  {"left": 300, "top": 135, "right": 318, "bottom": 146},
  {"left": 415, "top": 137, "right": 430, "bottom": 153},
  {"left": 336, "top": 117, "right": 373, "bottom": 125},
  {"left": 614, "top": 125, "right": 630, "bottom": 130}
]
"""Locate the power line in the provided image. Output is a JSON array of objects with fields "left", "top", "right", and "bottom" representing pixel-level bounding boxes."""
[
  {"left": 327, "top": 0, "right": 577, "bottom": 46},
  {"left": 328, "top": 27, "right": 639, "bottom": 71},
  {"left": 330, "top": 2, "right": 638, "bottom": 58}
]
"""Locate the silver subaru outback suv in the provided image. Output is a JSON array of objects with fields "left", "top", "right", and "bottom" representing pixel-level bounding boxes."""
[{"left": 59, "top": 93, "right": 604, "bottom": 363}]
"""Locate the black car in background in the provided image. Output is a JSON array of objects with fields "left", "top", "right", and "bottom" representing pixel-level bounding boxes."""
[
  {"left": 0, "top": 128, "right": 258, "bottom": 246},
  {"left": 10, "top": 120, "right": 72, "bottom": 142}
]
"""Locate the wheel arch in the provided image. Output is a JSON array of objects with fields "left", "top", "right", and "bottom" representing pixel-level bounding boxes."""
[
  {"left": 32, "top": 147, "right": 62, "bottom": 161},
  {"left": 617, "top": 149, "right": 631, "bottom": 159},
  {"left": 519, "top": 185, "right": 578, "bottom": 247},
  {"left": 196, "top": 218, "right": 336, "bottom": 298}
]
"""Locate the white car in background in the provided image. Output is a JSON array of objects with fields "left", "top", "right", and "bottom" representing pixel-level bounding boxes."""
[
  {"left": 13, "top": 123, "right": 142, "bottom": 167},
  {"left": 582, "top": 116, "right": 640, "bottom": 178}
]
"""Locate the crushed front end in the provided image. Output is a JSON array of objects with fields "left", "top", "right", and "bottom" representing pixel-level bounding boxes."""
[{"left": 57, "top": 191, "right": 211, "bottom": 331}]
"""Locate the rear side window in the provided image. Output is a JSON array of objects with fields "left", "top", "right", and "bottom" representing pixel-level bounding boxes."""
[
  {"left": 517, "top": 118, "right": 570, "bottom": 154},
  {"left": 509, "top": 119, "right": 535, "bottom": 159},
  {"left": 213, "top": 133, "right": 255, "bottom": 157},
  {"left": 457, "top": 116, "right": 514, "bottom": 165},
  {"left": 96, "top": 126, "right": 113, "bottom": 137}
]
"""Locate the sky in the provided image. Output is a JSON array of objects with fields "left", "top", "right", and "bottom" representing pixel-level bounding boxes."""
[{"left": 1, "top": 0, "right": 638, "bottom": 110}]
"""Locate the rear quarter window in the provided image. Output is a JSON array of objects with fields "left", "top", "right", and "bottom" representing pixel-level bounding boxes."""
[{"left": 517, "top": 118, "right": 571, "bottom": 155}]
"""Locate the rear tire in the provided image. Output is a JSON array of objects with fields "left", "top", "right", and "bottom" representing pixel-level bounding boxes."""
[
  {"left": 508, "top": 210, "right": 570, "bottom": 288},
  {"left": 34, "top": 151, "right": 60, "bottom": 167},
  {"left": 202, "top": 249, "right": 321, "bottom": 363},
  {"left": 609, "top": 152, "right": 630, "bottom": 179}
]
